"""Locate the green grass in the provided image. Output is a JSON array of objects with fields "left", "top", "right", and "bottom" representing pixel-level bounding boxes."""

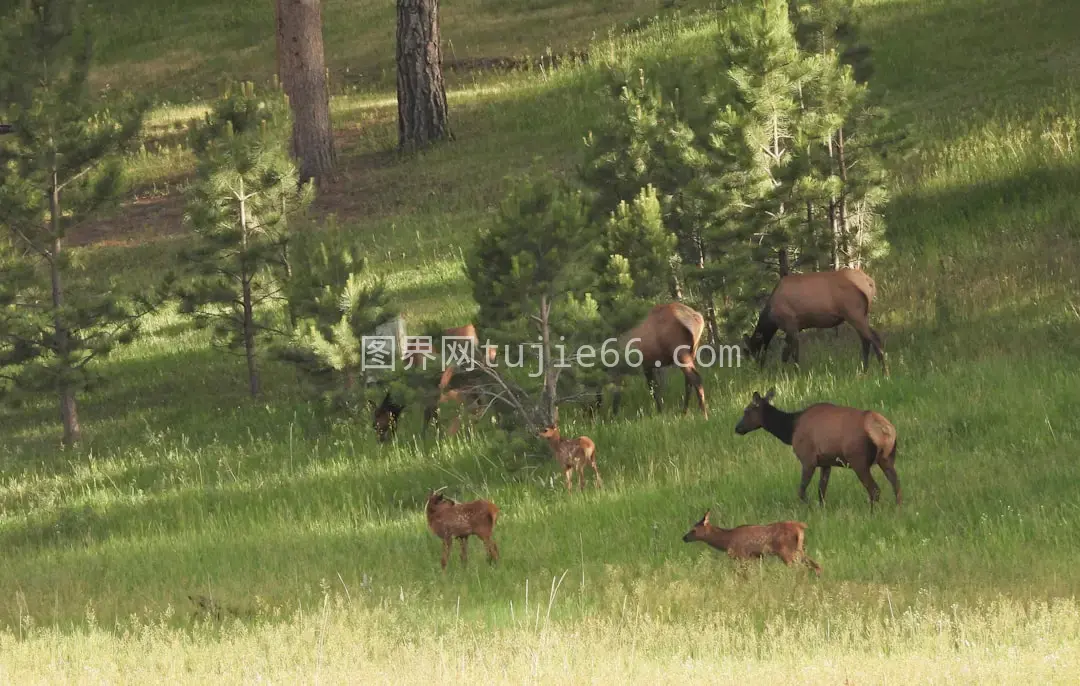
[{"left": 4, "top": 0, "right": 1080, "bottom": 680}]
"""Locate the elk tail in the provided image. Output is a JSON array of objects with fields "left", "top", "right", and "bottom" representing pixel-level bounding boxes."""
[
  {"left": 672, "top": 303, "right": 706, "bottom": 352},
  {"left": 488, "top": 502, "right": 500, "bottom": 526},
  {"left": 863, "top": 411, "right": 897, "bottom": 467}
]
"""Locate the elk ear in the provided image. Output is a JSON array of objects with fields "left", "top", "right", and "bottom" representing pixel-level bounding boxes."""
[
  {"left": 764, "top": 387, "right": 776, "bottom": 401},
  {"left": 702, "top": 510, "right": 710, "bottom": 526},
  {"left": 752, "top": 391, "right": 761, "bottom": 402}
]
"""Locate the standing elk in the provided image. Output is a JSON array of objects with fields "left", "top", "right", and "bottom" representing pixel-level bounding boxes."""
[
  {"left": 743, "top": 268, "right": 887, "bottom": 374},
  {"left": 414, "top": 324, "right": 496, "bottom": 438},
  {"left": 425, "top": 490, "right": 500, "bottom": 571},
  {"left": 536, "top": 424, "right": 603, "bottom": 491},
  {"left": 735, "top": 388, "right": 901, "bottom": 510},
  {"left": 369, "top": 323, "right": 495, "bottom": 441},
  {"left": 611, "top": 302, "right": 709, "bottom": 419},
  {"left": 682, "top": 509, "right": 821, "bottom": 575}
]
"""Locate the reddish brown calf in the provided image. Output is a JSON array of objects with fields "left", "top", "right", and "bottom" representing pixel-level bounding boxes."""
[
  {"left": 425, "top": 491, "right": 500, "bottom": 571},
  {"left": 682, "top": 510, "right": 821, "bottom": 574}
]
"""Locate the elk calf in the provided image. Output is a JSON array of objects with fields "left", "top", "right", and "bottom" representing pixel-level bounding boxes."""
[
  {"left": 425, "top": 491, "right": 500, "bottom": 571},
  {"left": 537, "top": 425, "right": 603, "bottom": 491},
  {"left": 372, "top": 391, "right": 404, "bottom": 442},
  {"left": 735, "top": 388, "right": 900, "bottom": 509},
  {"left": 682, "top": 510, "right": 821, "bottom": 574}
]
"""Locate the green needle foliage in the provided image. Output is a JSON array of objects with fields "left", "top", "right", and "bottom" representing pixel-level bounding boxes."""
[
  {"left": 277, "top": 221, "right": 397, "bottom": 416},
  {"left": 0, "top": 0, "right": 148, "bottom": 446},
  {"left": 466, "top": 176, "right": 678, "bottom": 428},
  {"left": 581, "top": 0, "right": 897, "bottom": 337},
  {"left": 178, "top": 81, "right": 313, "bottom": 398}
]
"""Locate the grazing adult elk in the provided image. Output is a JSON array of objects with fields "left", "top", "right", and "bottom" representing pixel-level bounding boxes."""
[
  {"left": 425, "top": 490, "right": 500, "bottom": 571},
  {"left": 743, "top": 268, "right": 886, "bottom": 374},
  {"left": 414, "top": 324, "right": 496, "bottom": 438},
  {"left": 735, "top": 388, "right": 901, "bottom": 510},
  {"left": 537, "top": 425, "right": 602, "bottom": 491},
  {"left": 682, "top": 509, "right": 821, "bottom": 574},
  {"left": 612, "top": 302, "right": 708, "bottom": 419}
]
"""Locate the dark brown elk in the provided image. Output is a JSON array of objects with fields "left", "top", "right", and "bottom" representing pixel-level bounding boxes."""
[
  {"left": 612, "top": 302, "right": 708, "bottom": 419},
  {"left": 743, "top": 268, "right": 887, "bottom": 374},
  {"left": 536, "top": 425, "right": 602, "bottom": 491},
  {"left": 372, "top": 391, "right": 404, "bottom": 443},
  {"left": 682, "top": 509, "right": 821, "bottom": 574},
  {"left": 425, "top": 490, "right": 500, "bottom": 571},
  {"left": 735, "top": 388, "right": 900, "bottom": 510}
]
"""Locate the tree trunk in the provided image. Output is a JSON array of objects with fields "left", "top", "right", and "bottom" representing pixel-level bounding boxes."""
[
  {"left": 239, "top": 182, "right": 260, "bottom": 398},
  {"left": 695, "top": 234, "right": 720, "bottom": 345},
  {"left": 778, "top": 246, "right": 791, "bottom": 276},
  {"left": 49, "top": 176, "right": 81, "bottom": 446},
  {"left": 396, "top": 0, "right": 452, "bottom": 151},
  {"left": 836, "top": 126, "right": 850, "bottom": 268},
  {"left": 539, "top": 294, "right": 557, "bottom": 427},
  {"left": 242, "top": 275, "right": 260, "bottom": 398},
  {"left": 276, "top": 0, "right": 336, "bottom": 184}
]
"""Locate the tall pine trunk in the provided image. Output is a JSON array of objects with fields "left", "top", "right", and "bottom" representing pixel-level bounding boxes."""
[
  {"left": 396, "top": 0, "right": 451, "bottom": 151},
  {"left": 836, "top": 125, "right": 851, "bottom": 268},
  {"left": 695, "top": 233, "right": 720, "bottom": 345},
  {"left": 539, "top": 294, "right": 557, "bottom": 427},
  {"left": 49, "top": 175, "right": 81, "bottom": 446},
  {"left": 239, "top": 181, "right": 260, "bottom": 397},
  {"left": 276, "top": 0, "right": 336, "bottom": 183}
]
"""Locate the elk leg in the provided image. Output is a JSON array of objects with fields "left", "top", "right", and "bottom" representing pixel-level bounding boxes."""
[
  {"left": 458, "top": 536, "right": 469, "bottom": 565},
  {"left": 423, "top": 403, "right": 439, "bottom": 438},
  {"left": 855, "top": 466, "right": 881, "bottom": 510},
  {"left": 446, "top": 415, "right": 462, "bottom": 437},
  {"left": 785, "top": 329, "right": 801, "bottom": 365},
  {"left": 850, "top": 318, "right": 887, "bottom": 374},
  {"left": 683, "top": 367, "right": 708, "bottom": 419},
  {"left": 482, "top": 534, "right": 499, "bottom": 564},
  {"left": 818, "top": 466, "right": 832, "bottom": 506},
  {"left": 577, "top": 466, "right": 585, "bottom": 491},
  {"left": 440, "top": 537, "right": 452, "bottom": 570},
  {"left": 591, "top": 461, "right": 603, "bottom": 489},
  {"left": 564, "top": 467, "right": 574, "bottom": 492},
  {"left": 870, "top": 327, "right": 888, "bottom": 375},
  {"left": 800, "top": 552, "right": 822, "bottom": 575},
  {"left": 798, "top": 464, "right": 816, "bottom": 503},
  {"left": 682, "top": 371, "right": 692, "bottom": 414},
  {"left": 881, "top": 464, "right": 902, "bottom": 506}
]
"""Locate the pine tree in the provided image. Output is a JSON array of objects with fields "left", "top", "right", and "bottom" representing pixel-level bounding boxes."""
[
  {"left": 179, "top": 82, "right": 313, "bottom": 398},
  {"left": 582, "top": 68, "right": 707, "bottom": 301},
  {"left": 465, "top": 176, "right": 602, "bottom": 426},
  {"left": 0, "top": 0, "right": 149, "bottom": 445},
  {"left": 727, "top": 0, "right": 817, "bottom": 277},
  {"left": 789, "top": 0, "right": 894, "bottom": 269},
  {"left": 277, "top": 222, "right": 396, "bottom": 414}
]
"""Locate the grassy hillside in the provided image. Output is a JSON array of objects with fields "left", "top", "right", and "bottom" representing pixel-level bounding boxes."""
[{"left": 3, "top": 0, "right": 1080, "bottom": 681}]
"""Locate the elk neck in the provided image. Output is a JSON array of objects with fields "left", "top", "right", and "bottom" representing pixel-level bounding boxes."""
[
  {"left": 542, "top": 431, "right": 564, "bottom": 450},
  {"left": 699, "top": 525, "right": 734, "bottom": 550},
  {"left": 762, "top": 403, "right": 800, "bottom": 445}
]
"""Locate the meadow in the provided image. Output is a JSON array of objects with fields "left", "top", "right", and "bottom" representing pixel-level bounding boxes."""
[{"left": 2, "top": 0, "right": 1080, "bottom": 682}]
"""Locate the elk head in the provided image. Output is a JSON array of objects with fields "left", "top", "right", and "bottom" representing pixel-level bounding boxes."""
[
  {"left": 734, "top": 388, "right": 776, "bottom": 435},
  {"left": 682, "top": 509, "right": 713, "bottom": 543}
]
